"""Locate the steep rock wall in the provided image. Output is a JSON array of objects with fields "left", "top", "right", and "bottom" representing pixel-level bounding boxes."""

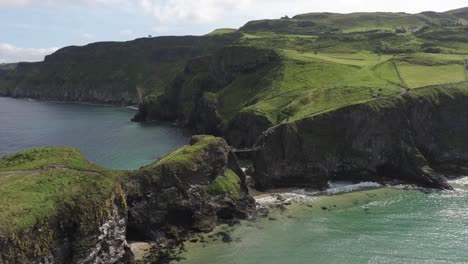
[
  {"left": 0, "top": 34, "right": 241, "bottom": 105},
  {"left": 133, "top": 45, "right": 280, "bottom": 147},
  {"left": 0, "top": 186, "right": 128, "bottom": 264},
  {"left": 252, "top": 87, "right": 468, "bottom": 190},
  {"left": 124, "top": 135, "right": 255, "bottom": 244}
]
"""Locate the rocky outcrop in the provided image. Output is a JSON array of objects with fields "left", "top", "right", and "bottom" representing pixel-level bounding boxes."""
[
  {"left": 0, "top": 137, "right": 255, "bottom": 264},
  {"left": 0, "top": 147, "right": 130, "bottom": 264},
  {"left": 0, "top": 185, "right": 128, "bottom": 264},
  {"left": 132, "top": 45, "right": 280, "bottom": 147},
  {"left": 124, "top": 135, "right": 255, "bottom": 248},
  {"left": 252, "top": 86, "right": 468, "bottom": 190},
  {"left": 225, "top": 111, "right": 274, "bottom": 148}
]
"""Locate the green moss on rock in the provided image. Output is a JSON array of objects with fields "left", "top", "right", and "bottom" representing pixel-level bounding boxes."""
[
  {"left": 154, "top": 135, "right": 222, "bottom": 174},
  {"left": 205, "top": 169, "right": 241, "bottom": 199}
]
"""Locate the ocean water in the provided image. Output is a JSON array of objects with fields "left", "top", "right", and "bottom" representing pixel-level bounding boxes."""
[
  {"left": 0, "top": 97, "right": 190, "bottom": 169},
  {"left": 3, "top": 97, "right": 468, "bottom": 264},
  {"left": 178, "top": 182, "right": 468, "bottom": 264}
]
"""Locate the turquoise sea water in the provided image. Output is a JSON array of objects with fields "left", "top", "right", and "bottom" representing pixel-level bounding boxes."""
[
  {"left": 178, "top": 183, "right": 468, "bottom": 264},
  {"left": 0, "top": 97, "right": 189, "bottom": 169},
  {"left": 2, "top": 97, "right": 468, "bottom": 264}
]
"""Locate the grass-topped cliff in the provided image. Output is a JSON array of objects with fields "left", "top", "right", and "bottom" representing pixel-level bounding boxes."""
[
  {"left": 127, "top": 8, "right": 468, "bottom": 146},
  {"left": 0, "top": 147, "right": 119, "bottom": 232},
  {"left": 252, "top": 82, "right": 468, "bottom": 190},
  {"left": 0, "top": 147, "right": 127, "bottom": 263},
  {"left": 124, "top": 135, "right": 253, "bottom": 244},
  {"left": 0, "top": 34, "right": 241, "bottom": 104},
  {"left": 0, "top": 136, "right": 254, "bottom": 263},
  {"left": 1, "top": 8, "right": 467, "bottom": 112},
  {"left": 1, "top": 8, "right": 468, "bottom": 193}
]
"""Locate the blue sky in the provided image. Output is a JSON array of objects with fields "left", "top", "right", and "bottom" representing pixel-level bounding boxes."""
[{"left": 0, "top": 0, "right": 467, "bottom": 63}]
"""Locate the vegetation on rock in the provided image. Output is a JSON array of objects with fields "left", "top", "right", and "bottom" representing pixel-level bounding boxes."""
[
  {"left": 2, "top": 10, "right": 468, "bottom": 262},
  {"left": 125, "top": 135, "right": 254, "bottom": 245},
  {"left": 0, "top": 137, "right": 254, "bottom": 263},
  {"left": 0, "top": 147, "right": 127, "bottom": 263},
  {"left": 205, "top": 169, "right": 241, "bottom": 199}
]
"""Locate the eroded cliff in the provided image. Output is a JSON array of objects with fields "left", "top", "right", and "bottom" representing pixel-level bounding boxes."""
[
  {"left": 124, "top": 135, "right": 254, "bottom": 243},
  {"left": 0, "top": 136, "right": 255, "bottom": 264},
  {"left": 0, "top": 34, "right": 241, "bottom": 105},
  {"left": 252, "top": 84, "right": 468, "bottom": 190},
  {"left": 132, "top": 45, "right": 280, "bottom": 147},
  {"left": 0, "top": 147, "right": 128, "bottom": 264}
]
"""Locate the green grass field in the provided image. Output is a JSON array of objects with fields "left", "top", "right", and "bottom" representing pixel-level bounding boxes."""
[
  {"left": 397, "top": 62, "right": 466, "bottom": 88},
  {"left": 214, "top": 29, "right": 468, "bottom": 125},
  {"left": 207, "top": 28, "right": 238, "bottom": 35},
  {"left": 0, "top": 147, "right": 120, "bottom": 232}
]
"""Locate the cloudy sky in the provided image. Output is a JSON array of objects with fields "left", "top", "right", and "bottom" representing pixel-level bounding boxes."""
[{"left": 0, "top": 0, "right": 467, "bottom": 63}]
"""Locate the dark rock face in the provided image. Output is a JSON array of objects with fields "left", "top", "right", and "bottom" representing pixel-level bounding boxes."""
[
  {"left": 0, "top": 187, "right": 128, "bottom": 264},
  {"left": 253, "top": 92, "right": 468, "bottom": 190},
  {"left": 124, "top": 135, "right": 255, "bottom": 244},
  {"left": 133, "top": 46, "right": 280, "bottom": 145},
  {"left": 0, "top": 35, "right": 241, "bottom": 105},
  {"left": 225, "top": 111, "right": 273, "bottom": 148},
  {"left": 0, "top": 136, "right": 255, "bottom": 264}
]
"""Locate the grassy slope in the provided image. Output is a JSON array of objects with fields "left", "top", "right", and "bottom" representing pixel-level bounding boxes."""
[
  {"left": 207, "top": 28, "right": 238, "bottom": 35},
  {"left": 214, "top": 46, "right": 468, "bottom": 125},
  {"left": 0, "top": 137, "right": 243, "bottom": 235},
  {"left": 205, "top": 169, "right": 241, "bottom": 199},
  {"left": 154, "top": 135, "right": 222, "bottom": 173},
  {"left": 2, "top": 9, "right": 468, "bottom": 136},
  {"left": 0, "top": 147, "right": 120, "bottom": 232},
  {"left": 203, "top": 9, "right": 468, "bottom": 128},
  {"left": 0, "top": 147, "right": 104, "bottom": 172}
]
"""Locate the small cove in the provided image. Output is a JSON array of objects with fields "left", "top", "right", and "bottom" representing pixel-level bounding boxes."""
[
  {"left": 0, "top": 97, "right": 190, "bottom": 169},
  {"left": 2, "top": 97, "right": 468, "bottom": 264},
  {"left": 177, "top": 182, "right": 468, "bottom": 264}
]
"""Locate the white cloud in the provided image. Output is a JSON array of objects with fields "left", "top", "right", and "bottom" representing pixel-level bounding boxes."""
[
  {"left": 0, "top": 43, "right": 58, "bottom": 63},
  {"left": 0, "top": 0, "right": 465, "bottom": 13},
  {"left": 119, "top": 29, "right": 133, "bottom": 36},
  {"left": 0, "top": 0, "right": 130, "bottom": 7},
  {"left": 151, "top": 25, "right": 169, "bottom": 33},
  {"left": 81, "top": 33, "right": 94, "bottom": 39},
  {"left": 139, "top": 0, "right": 251, "bottom": 24},
  {"left": 1, "top": 0, "right": 467, "bottom": 47},
  {"left": 135, "top": 0, "right": 468, "bottom": 31}
]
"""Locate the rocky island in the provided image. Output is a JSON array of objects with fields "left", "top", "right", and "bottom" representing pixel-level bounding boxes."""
[
  {"left": 1, "top": 6, "right": 468, "bottom": 264},
  {"left": 0, "top": 136, "right": 254, "bottom": 263}
]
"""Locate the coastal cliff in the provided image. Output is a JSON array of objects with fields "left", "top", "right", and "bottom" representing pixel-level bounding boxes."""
[
  {"left": 252, "top": 84, "right": 468, "bottom": 190},
  {"left": 0, "top": 147, "right": 128, "bottom": 263},
  {"left": 2, "top": 9, "right": 468, "bottom": 192},
  {"left": 0, "top": 136, "right": 254, "bottom": 263},
  {"left": 132, "top": 45, "right": 280, "bottom": 147},
  {"left": 124, "top": 135, "right": 255, "bottom": 262},
  {"left": 0, "top": 34, "right": 241, "bottom": 105}
]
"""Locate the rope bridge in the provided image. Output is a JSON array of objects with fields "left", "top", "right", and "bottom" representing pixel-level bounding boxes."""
[{"left": 232, "top": 146, "right": 263, "bottom": 153}]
